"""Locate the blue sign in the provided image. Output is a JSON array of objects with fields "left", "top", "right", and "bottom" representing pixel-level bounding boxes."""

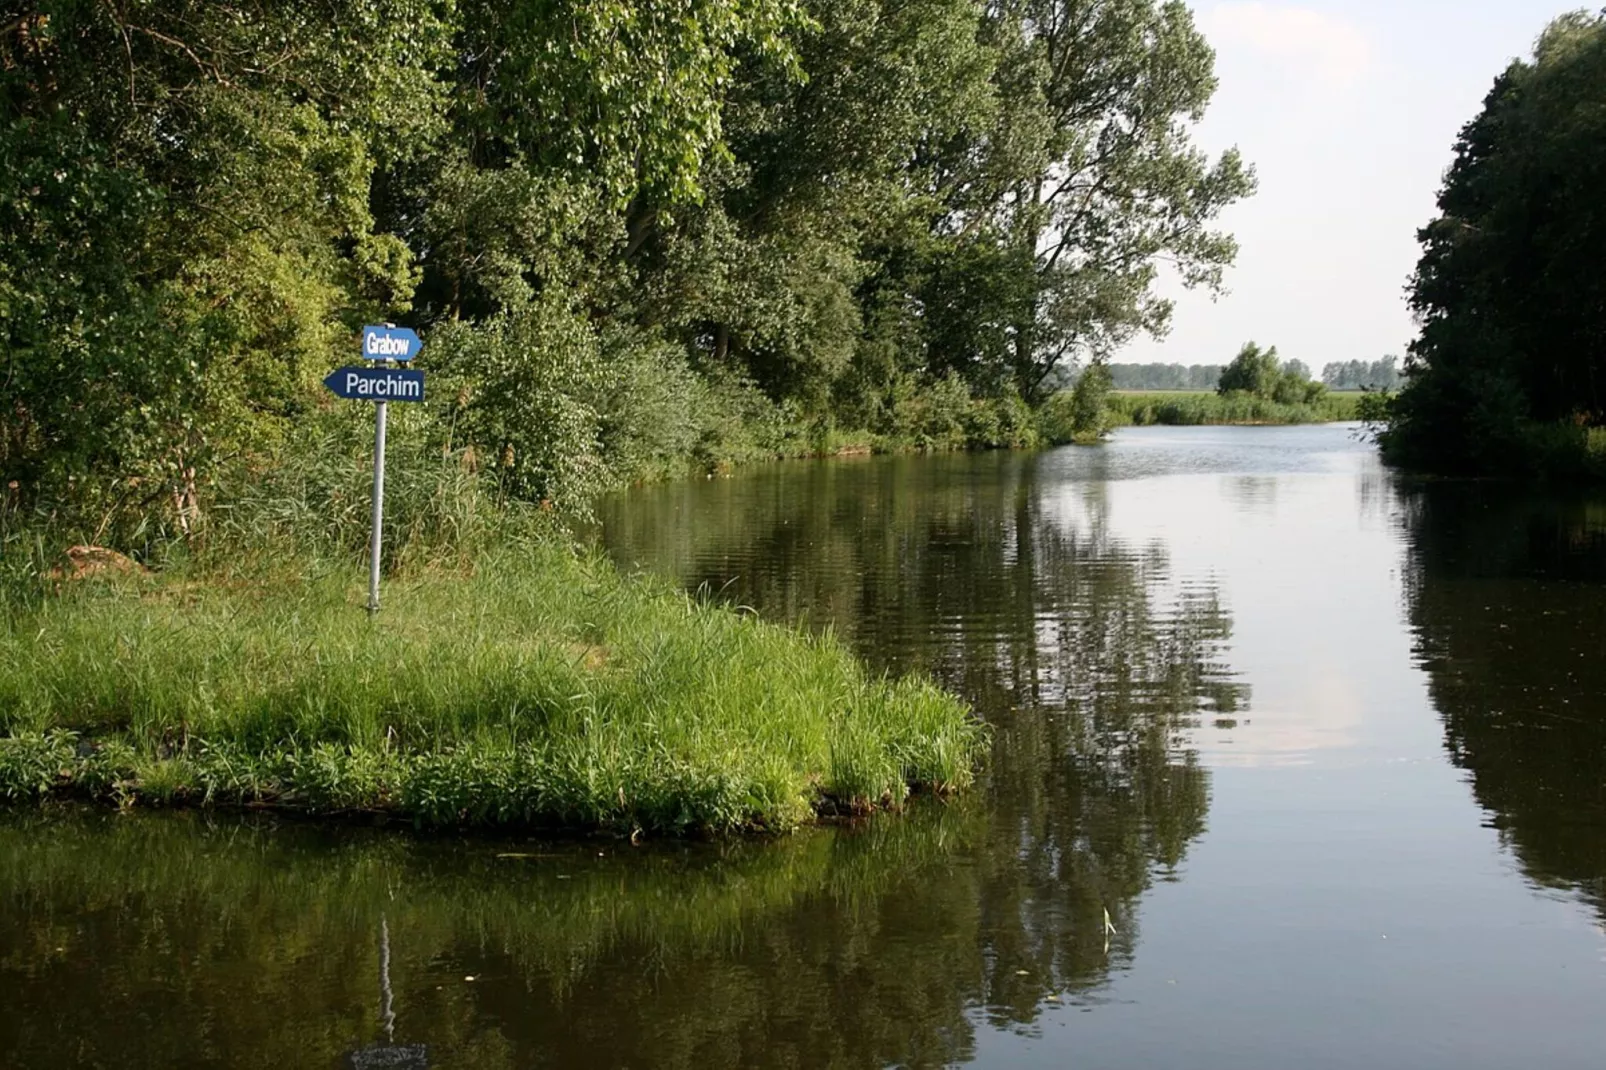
[
  {"left": 360, "top": 324, "right": 423, "bottom": 361},
  {"left": 324, "top": 367, "right": 426, "bottom": 403}
]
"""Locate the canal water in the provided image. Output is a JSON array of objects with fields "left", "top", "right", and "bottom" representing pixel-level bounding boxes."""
[{"left": 5, "top": 424, "right": 1606, "bottom": 1067}]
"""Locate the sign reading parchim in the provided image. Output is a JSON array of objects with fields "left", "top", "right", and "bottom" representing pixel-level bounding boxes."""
[
  {"left": 360, "top": 324, "right": 423, "bottom": 361},
  {"left": 323, "top": 367, "right": 426, "bottom": 402}
]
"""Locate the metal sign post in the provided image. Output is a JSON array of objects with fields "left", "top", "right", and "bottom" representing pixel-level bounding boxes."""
[
  {"left": 329, "top": 326, "right": 426, "bottom": 618},
  {"left": 368, "top": 383, "right": 388, "bottom": 617}
]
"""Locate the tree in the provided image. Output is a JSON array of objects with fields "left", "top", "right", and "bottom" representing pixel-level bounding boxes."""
[
  {"left": 452, "top": 0, "right": 807, "bottom": 209},
  {"left": 1383, "top": 12, "right": 1606, "bottom": 475},
  {"left": 1066, "top": 360, "right": 1113, "bottom": 441},
  {"left": 926, "top": 0, "right": 1256, "bottom": 402},
  {"left": 1321, "top": 357, "right": 1400, "bottom": 391},
  {"left": 1, "top": 0, "right": 1258, "bottom": 533},
  {"left": 1107, "top": 363, "right": 1222, "bottom": 390},
  {"left": 1214, "top": 343, "right": 1324, "bottom": 405},
  {"left": 1217, "top": 343, "right": 1281, "bottom": 396},
  {"left": 1, "top": 1, "right": 449, "bottom": 514},
  {"left": 642, "top": 0, "right": 998, "bottom": 412}
]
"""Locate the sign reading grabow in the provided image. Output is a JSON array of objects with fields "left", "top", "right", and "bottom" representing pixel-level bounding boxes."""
[
  {"left": 360, "top": 324, "right": 423, "bottom": 361},
  {"left": 324, "top": 367, "right": 426, "bottom": 402}
]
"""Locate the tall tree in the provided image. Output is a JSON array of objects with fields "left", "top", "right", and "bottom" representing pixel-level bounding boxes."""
[
  {"left": 1385, "top": 12, "right": 1606, "bottom": 475},
  {"left": 1217, "top": 342, "right": 1280, "bottom": 396},
  {"left": 934, "top": 0, "right": 1254, "bottom": 401},
  {"left": 643, "top": 0, "right": 998, "bottom": 410}
]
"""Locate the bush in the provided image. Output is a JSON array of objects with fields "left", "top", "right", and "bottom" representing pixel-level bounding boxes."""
[{"left": 430, "top": 293, "right": 609, "bottom": 508}]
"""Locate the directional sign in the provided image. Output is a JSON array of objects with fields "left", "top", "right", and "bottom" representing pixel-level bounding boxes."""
[
  {"left": 360, "top": 324, "right": 423, "bottom": 362},
  {"left": 324, "top": 367, "right": 426, "bottom": 402}
]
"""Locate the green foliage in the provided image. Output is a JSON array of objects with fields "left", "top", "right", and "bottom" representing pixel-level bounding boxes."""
[
  {"left": 1382, "top": 12, "right": 1606, "bottom": 478},
  {"left": 1040, "top": 361, "right": 1114, "bottom": 444},
  {"left": 1, "top": 1, "right": 449, "bottom": 518},
  {"left": 1323, "top": 356, "right": 1401, "bottom": 391},
  {"left": 453, "top": 0, "right": 808, "bottom": 206},
  {"left": 1109, "top": 363, "right": 1223, "bottom": 391},
  {"left": 430, "top": 295, "right": 609, "bottom": 507},
  {"left": 963, "top": 0, "right": 1256, "bottom": 399},
  {"left": 1106, "top": 390, "right": 1360, "bottom": 427},
  {"left": 1217, "top": 342, "right": 1282, "bottom": 397},
  {"left": 2, "top": 0, "right": 1251, "bottom": 535},
  {"left": 1217, "top": 342, "right": 1326, "bottom": 406}
]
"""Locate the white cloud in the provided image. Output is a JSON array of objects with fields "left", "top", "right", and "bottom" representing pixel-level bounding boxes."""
[{"left": 1202, "top": 3, "right": 1373, "bottom": 88}]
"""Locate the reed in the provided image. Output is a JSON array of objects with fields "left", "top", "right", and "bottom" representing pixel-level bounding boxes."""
[{"left": 1105, "top": 390, "right": 1362, "bottom": 427}]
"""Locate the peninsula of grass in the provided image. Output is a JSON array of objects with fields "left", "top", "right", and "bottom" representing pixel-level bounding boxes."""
[
  {"left": 1108, "top": 390, "right": 1362, "bottom": 427},
  {"left": 0, "top": 543, "right": 984, "bottom": 835}
]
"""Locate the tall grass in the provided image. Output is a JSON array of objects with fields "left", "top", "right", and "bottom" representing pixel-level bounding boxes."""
[
  {"left": 1106, "top": 390, "right": 1362, "bottom": 427},
  {"left": 0, "top": 542, "right": 983, "bottom": 833}
]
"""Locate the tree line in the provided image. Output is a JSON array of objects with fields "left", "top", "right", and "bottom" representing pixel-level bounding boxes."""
[
  {"left": 1322, "top": 357, "right": 1399, "bottom": 392},
  {"left": 0, "top": 0, "right": 1253, "bottom": 535},
  {"left": 1380, "top": 12, "right": 1606, "bottom": 478},
  {"left": 1104, "top": 355, "right": 1396, "bottom": 393}
]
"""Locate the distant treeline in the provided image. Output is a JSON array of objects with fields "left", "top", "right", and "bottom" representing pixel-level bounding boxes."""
[
  {"left": 1109, "top": 356, "right": 1399, "bottom": 393},
  {"left": 1322, "top": 357, "right": 1400, "bottom": 391}
]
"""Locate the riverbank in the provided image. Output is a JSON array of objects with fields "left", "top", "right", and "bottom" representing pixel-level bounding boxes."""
[
  {"left": 1106, "top": 390, "right": 1362, "bottom": 427},
  {"left": 0, "top": 541, "right": 983, "bottom": 835}
]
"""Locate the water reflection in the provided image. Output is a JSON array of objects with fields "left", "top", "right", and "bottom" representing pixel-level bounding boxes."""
[
  {"left": 0, "top": 808, "right": 985, "bottom": 1068},
  {"left": 1403, "top": 485, "right": 1606, "bottom": 914},
  {"left": 600, "top": 450, "right": 1248, "bottom": 1012}
]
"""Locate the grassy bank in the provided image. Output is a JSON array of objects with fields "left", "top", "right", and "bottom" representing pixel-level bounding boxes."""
[
  {"left": 0, "top": 542, "right": 983, "bottom": 835},
  {"left": 1107, "top": 390, "right": 1362, "bottom": 427}
]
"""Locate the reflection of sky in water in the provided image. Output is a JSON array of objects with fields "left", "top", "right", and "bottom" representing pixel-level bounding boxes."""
[
  {"left": 985, "top": 424, "right": 1606, "bottom": 1070},
  {"left": 1036, "top": 425, "right": 1422, "bottom": 766},
  {"left": 1039, "top": 422, "right": 1374, "bottom": 482}
]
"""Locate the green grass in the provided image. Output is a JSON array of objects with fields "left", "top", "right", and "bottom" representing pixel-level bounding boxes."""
[
  {"left": 0, "top": 543, "right": 984, "bottom": 835},
  {"left": 1107, "top": 390, "right": 1362, "bottom": 427}
]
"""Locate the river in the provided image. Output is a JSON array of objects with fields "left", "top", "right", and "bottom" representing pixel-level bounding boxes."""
[{"left": 4, "top": 424, "right": 1605, "bottom": 1067}]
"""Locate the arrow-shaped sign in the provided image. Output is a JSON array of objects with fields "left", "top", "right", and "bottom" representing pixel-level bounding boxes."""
[
  {"left": 324, "top": 367, "right": 426, "bottom": 402},
  {"left": 360, "top": 324, "right": 423, "bottom": 361}
]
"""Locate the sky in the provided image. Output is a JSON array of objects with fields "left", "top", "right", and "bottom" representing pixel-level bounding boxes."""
[{"left": 1116, "top": 1, "right": 1572, "bottom": 371}]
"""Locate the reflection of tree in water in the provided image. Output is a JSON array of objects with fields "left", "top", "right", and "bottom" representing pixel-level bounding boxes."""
[
  {"left": 603, "top": 450, "right": 1247, "bottom": 1009},
  {"left": 0, "top": 810, "right": 987, "bottom": 1069},
  {"left": 1227, "top": 474, "right": 1279, "bottom": 514},
  {"left": 0, "top": 454, "right": 1248, "bottom": 1069},
  {"left": 1403, "top": 484, "right": 1606, "bottom": 914}
]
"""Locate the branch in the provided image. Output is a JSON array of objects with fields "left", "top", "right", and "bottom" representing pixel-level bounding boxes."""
[
  {"left": 127, "top": 22, "right": 234, "bottom": 87},
  {"left": 97, "top": 1, "right": 136, "bottom": 106}
]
